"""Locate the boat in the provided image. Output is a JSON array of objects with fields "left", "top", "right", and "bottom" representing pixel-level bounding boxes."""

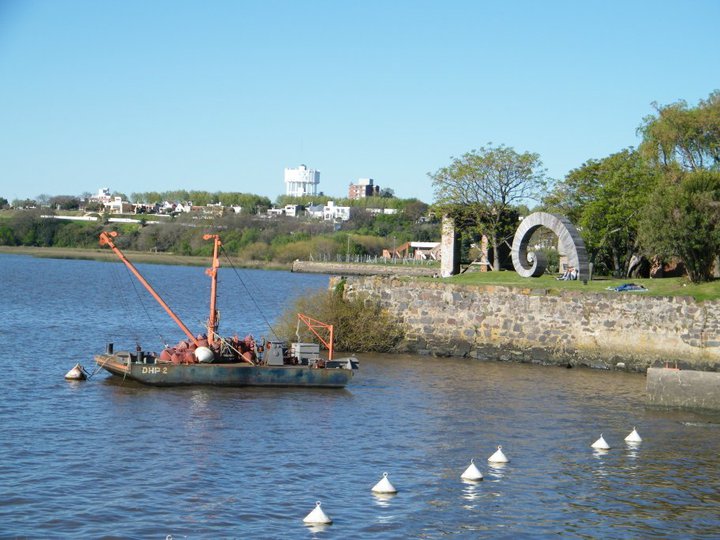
[{"left": 94, "top": 231, "right": 358, "bottom": 388}]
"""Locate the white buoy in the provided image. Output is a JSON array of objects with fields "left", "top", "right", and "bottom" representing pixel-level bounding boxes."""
[
  {"left": 461, "top": 459, "right": 484, "bottom": 481},
  {"left": 194, "top": 346, "right": 214, "bottom": 363},
  {"left": 64, "top": 363, "right": 86, "bottom": 381},
  {"left": 488, "top": 445, "right": 509, "bottom": 463},
  {"left": 303, "top": 501, "right": 332, "bottom": 525},
  {"left": 371, "top": 472, "right": 398, "bottom": 494},
  {"left": 591, "top": 434, "right": 610, "bottom": 450},
  {"left": 625, "top": 427, "right": 642, "bottom": 443}
]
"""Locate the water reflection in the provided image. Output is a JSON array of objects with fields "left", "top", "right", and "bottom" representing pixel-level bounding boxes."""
[
  {"left": 304, "top": 523, "right": 331, "bottom": 535},
  {"left": 487, "top": 463, "right": 508, "bottom": 480},
  {"left": 461, "top": 481, "right": 481, "bottom": 509},
  {"left": 372, "top": 493, "right": 396, "bottom": 508}
]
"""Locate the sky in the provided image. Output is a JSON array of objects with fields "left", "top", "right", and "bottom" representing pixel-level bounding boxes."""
[{"left": 0, "top": 0, "right": 718, "bottom": 205}]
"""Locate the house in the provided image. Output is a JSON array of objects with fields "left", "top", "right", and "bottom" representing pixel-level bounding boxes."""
[
  {"left": 103, "top": 196, "right": 125, "bottom": 214},
  {"left": 266, "top": 207, "right": 285, "bottom": 218},
  {"left": 306, "top": 204, "right": 324, "bottom": 219},
  {"left": 323, "top": 201, "right": 351, "bottom": 222},
  {"left": 175, "top": 202, "right": 193, "bottom": 213},
  {"left": 365, "top": 207, "right": 399, "bottom": 216}
]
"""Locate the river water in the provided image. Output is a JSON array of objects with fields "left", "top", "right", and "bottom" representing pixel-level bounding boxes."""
[{"left": 1, "top": 254, "right": 719, "bottom": 539}]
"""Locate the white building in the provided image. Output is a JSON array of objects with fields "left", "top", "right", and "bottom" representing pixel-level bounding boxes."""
[
  {"left": 90, "top": 188, "right": 112, "bottom": 204},
  {"left": 323, "top": 201, "right": 351, "bottom": 222},
  {"left": 284, "top": 164, "right": 320, "bottom": 197}
]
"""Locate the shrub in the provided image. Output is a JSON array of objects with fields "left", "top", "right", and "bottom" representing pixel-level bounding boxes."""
[{"left": 274, "top": 287, "right": 404, "bottom": 353}]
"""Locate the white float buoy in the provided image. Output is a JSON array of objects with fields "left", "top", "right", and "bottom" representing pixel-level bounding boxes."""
[
  {"left": 64, "top": 363, "right": 86, "bottom": 381},
  {"left": 625, "top": 427, "right": 642, "bottom": 443},
  {"left": 371, "top": 472, "right": 398, "bottom": 494},
  {"left": 591, "top": 434, "right": 610, "bottom": 450},
  {"left": 303, "top": 501, "right": 332, "bottom": 525},
  {"left": 194, "top": 346, "right": 214, "bottom": 363},
  {"left": 461, "top": 459, "right": 484, "bottom": 481},
  {"left": 488, "top": 445, "right": 509, "bottom": 463}
]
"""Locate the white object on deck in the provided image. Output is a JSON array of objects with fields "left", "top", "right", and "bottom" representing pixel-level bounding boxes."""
[
  {"left": 461, "top": 459, "right": 484, "bottom": 481},
  {"left": 488, "top": 445, "right": 509, "bottom": 463},
  {"left": 591, "top": 434, "right": 610, "bottom": 450},
  {"left": 64, "top": 363, "right": 86, "bottom": 381},
  {"left": 194, "top": 346, "right": 214, "bottom": 363},
  {"left": 625, "top": 427, "right": 642, "bottom": 443},
  {"left": 303, "top": 501, "right": 332, "bottom": 525},
  {"left": 371, "top": 472, "right": 398, "bottom": 494}
]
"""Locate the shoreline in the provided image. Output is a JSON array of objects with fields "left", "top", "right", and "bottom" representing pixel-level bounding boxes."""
[{"left": 0, "top": 245, "right": 292, "bottom": 271}]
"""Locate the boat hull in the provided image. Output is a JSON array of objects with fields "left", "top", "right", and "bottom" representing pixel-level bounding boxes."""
[{"left": 95, "top": 353, "right": 354, "bottom": 388}]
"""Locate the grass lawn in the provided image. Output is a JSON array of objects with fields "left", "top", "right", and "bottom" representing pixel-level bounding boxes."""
[{"left": 439, "top": 269, "right": 720, "bottom": 302}]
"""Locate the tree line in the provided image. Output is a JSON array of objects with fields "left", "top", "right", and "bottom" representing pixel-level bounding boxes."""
[
  {"left": 0, "top": 203, "right": 438, "bottom": 264},
  {"left": 430, "top": 90, "right": 720, "bottom": 283}
]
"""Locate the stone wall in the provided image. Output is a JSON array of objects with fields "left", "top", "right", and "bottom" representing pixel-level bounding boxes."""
[
  {"left": 647, "top": 368, "right": 720, "bottom": 409},
  {"left": 339, "top": 276, "right": 720, "bottom": 372},
  {"left": 292, "top": 260, "right": 437, "bottom": 277}
]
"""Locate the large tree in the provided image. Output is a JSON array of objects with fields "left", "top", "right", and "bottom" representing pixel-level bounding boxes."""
[
  {"left": 430, "top": 144, "right": 547, "bottom": 270},
  {"left": 543, "top": 148, "right": 659, "bottom": 276},
  {"left": 637, "top": 90, "right": 720, "bottom": 281},
  {"left": 638, "top": 90, "right": 720, "bottom": 172},
  {"left": 639, "top": 170, "right": 720, "bottom": 282}
]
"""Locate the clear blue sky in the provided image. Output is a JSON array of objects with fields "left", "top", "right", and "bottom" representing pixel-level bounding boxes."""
[{"left": 1, "top": 0, "right": 717, "bottom": 204}]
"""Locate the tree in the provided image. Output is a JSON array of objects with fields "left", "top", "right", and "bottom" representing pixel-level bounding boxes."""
[
  {"left": 36, "top": 194, "right": 51, "bottom": 206},
  {"left": 49, "top": 195, "right": 81, "bottom": 210},
  {"left": 543, "top": 149, "right": 659, "bottom": 276},
  {"left": 402, "top": 199, "right": 429, "bottom": 222},
  {"left": 638, "top": 90, "right": 720, "bottom": 172},
  {"left": 430, "top": 144, "right": 547, "bottom": 270},
  {"left": 639, "top": 170, "right": 720, "bottom": 282},
  {"left": 637, "top": 90, "right": 720, "bottom": 280},
  {"left": 11, "top": 198, "right": 37, "bottom": 208}
]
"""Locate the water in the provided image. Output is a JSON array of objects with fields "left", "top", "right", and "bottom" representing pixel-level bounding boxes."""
[{"left": 1, "top": 254, "right": 720, "bottom": 539}]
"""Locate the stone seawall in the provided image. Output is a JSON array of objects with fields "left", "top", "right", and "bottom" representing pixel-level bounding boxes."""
[
  {"left": 292, "top": 260, "right": 437, "bottom": 277},
  {"left": 340, "top": 276, "right": 720, "bottom": 372}
]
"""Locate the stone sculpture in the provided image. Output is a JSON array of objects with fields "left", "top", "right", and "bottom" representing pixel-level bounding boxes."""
[{"left": 511, "top": 212, "right": 589, "bottom": 281}]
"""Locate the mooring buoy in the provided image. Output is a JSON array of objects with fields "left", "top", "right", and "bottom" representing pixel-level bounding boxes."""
[
  {"left": 64, "top": 363, "right": 87, "bottom": 381},
  {"left": 488, "top": 445, "right": 509, "bottom": 463},
  {"left": 591, "top": 434, "right": 610, "bottom": 450},
  {"left": 371, "top": 472, "right": 398, "bottom": 494},
  {"left": 461, "top": 459, "right": 484, "bottom": 481},
  {"left": 303, "top": 501, "right": 332, "bottom": 525},
  {"left": 625, "top": 427, "right": 642, "bottom": 443}
]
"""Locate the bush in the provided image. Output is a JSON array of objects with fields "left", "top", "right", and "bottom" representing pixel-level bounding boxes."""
[
  {"left": 274, "top": 286, "right": 404, "bottom": 353},
  {"left": 640, "top": 170, "right": 720, "bottom": 282},
  {"left": 238, "top": 241, "right": 273, "bottom": 261}
]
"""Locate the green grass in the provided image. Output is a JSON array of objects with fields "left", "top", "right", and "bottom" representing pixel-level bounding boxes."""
[{"left": 435, "top": 270, "right": 720, "bottom": 302}]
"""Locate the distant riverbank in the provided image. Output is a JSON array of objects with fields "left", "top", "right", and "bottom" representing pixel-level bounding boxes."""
[
  {"left": 0, "top": 246, "right": 290, "bottom": 270},
  {"left": 0, "top": 246, "right": 442, "bottom": 277}
]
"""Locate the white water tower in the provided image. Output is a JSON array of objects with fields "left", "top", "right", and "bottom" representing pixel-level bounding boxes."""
[{"left": 284, "top": 165, "right": 320, "bottom": 197}]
